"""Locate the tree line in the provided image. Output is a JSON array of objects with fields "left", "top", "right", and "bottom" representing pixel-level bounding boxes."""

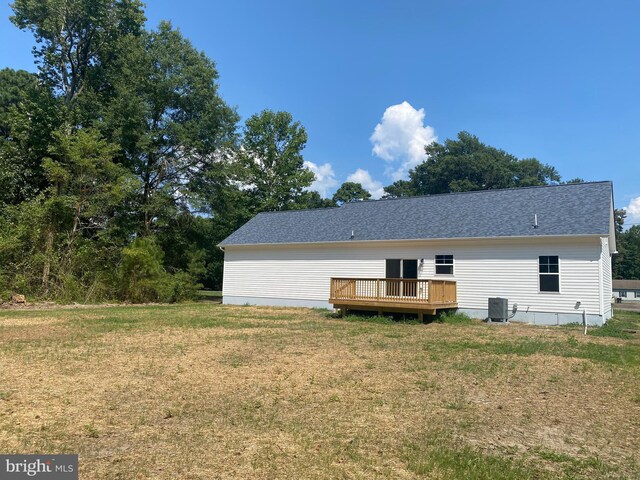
[
  {"left": 613, "top": 211, "right": 640, "bottom": 280},
  {"left": 0, "top": 1, "right": 634, "bottom": 303}
]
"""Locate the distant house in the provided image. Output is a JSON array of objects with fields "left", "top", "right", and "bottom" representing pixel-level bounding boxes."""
[
  {"left": 219, "top": 182, "right": 616, "bottom": 326},
  {"left": 613, "top": 280, "right": 640, "bottom": 301}
]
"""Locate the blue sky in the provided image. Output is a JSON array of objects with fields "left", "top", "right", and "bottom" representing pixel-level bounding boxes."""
[{"left": 1, "top": 1, "right": 639, "bottom": 222}]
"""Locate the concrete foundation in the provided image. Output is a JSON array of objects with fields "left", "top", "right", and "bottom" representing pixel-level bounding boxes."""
[{"left": 223, "top": 296, "right": 605, "bottom": 326}]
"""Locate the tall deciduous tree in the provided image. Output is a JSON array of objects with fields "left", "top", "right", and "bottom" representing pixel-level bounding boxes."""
[
  {"left": 332, "top": 182, "right": 371, "bottom": 205},
  {"left": 294, "top": 191, "right": 336, "bottom": 209},
  {"left": 4, "top": 0, "right": 146, "bottom": 205},
  {"left": 615, "top": 208, "right": 626, "bottom": 235},
  {"left": 103, "top": 21, "right": 239, "bottom": 233},
  {"left": 613, "top": 225, "right": 640, "bottom": 280},
  {"left": 0, "top": 68, "right": 36, "bottom": 138},
  {"left": 0, "top": 68, "right": 56, "bottom": 205},
  {"left": 3, "top": 1, "right": 237, "bottom": 298},
  {"left": 237, "top": 110, "right": 314, "bottom": 212},
  {"left": 383, "top": 132, "right": 561, "bottom": 197},
  {"left": 10, "top": 0, "right": 146, "bottom": 105}
]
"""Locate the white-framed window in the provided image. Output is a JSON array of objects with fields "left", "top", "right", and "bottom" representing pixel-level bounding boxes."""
[
  {"left": 539, "top": 255, "right": 559, "bottom": 292},
  {"left": 620, "top": 291, "right": 627, "bottom": 298},
  {"left": 435, "top": 255, "right": 454, "bottom": 275}
]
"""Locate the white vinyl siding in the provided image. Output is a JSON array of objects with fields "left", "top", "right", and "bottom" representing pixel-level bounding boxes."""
[
  {"left": 223, "top": 237, "right": 604, "bottom": 316},
  {"left": 601, "top": 237, "right": 612, "bottom": 320}
]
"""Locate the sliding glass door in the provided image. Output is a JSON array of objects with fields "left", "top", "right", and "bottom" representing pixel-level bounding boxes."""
[{"left": 385, "top": 259, "right": 418, "bottom": 297}]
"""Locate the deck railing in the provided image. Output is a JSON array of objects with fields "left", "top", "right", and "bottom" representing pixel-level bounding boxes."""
[{"left": 329, "top": 278, "right": 457, "bottom": 305}]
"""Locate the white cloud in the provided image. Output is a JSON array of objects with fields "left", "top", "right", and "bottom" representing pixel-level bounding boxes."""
[
  {"left": 626, "top": 196, "right": 640, "bottom": 222},
  {"left": 347, "top": 168, "right": 385, "bottom": 199},
  {"left": 304, "top": 161, "right": 338, "bottom": 197},
  {"left": 370, "top": 101, "right": 437, "bottom": 181}
]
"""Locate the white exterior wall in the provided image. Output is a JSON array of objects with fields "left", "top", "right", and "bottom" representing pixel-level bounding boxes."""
[
  {"left": 223, "top": 236, "right": 608, "bottom": 325},
  {"left": 601, "top": 237, "right": 613, "bottom": 320}
]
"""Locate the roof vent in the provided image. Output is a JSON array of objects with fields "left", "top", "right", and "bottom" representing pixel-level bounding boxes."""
[
  {"left": 350, "top": 230, "right": 355, "bottom": 239},
  {"left": 533, "top": 213, "right": 539, "bottom": 229}
]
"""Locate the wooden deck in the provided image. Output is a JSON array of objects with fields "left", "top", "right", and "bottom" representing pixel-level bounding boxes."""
[{"left": 329, "top": 277, "right": 457, "bottom": 318}]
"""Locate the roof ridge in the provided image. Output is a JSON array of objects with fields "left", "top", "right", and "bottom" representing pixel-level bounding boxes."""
[
  {"left": 253, "top": 181, "right": 612, "bottom": 215},
  {"left": 346, "top": 180, "right": 612, "bottom": 207},
  {"left": 254, "top": 206, "right": 341, "bottom": 216}
]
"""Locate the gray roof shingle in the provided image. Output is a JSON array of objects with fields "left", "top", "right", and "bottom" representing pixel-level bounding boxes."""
[
  {"left": 613, "top": 280, "right": 640, "bottom": 290},
  {"left": 219, "top": 181, "right": 613, "bottom": 246}
]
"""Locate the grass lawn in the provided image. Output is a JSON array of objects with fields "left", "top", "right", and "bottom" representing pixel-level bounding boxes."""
[
  {"left": 196, "top": 290, "right": 222, "bottom": 299},
  {"left": 0, "top": 304, "right": 638, "bottom": 479},
  {"left": 196, "top": 290, "right": 223, "bottom": 304}
]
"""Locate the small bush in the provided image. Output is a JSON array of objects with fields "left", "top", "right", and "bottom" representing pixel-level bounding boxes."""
[
  {"left": 119, "top": 238, "right": 200, "bottom": 303},
  {"left": 169, "top": 271, "right": 202, "bottom": 303},
  {"left": 52, "top": 273, "right": 85, "bottom": 304}
]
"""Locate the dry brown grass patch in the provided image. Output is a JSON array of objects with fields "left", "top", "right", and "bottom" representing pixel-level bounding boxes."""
[{"left": 0, "top": 304, "right": 638, "bottom": 478}]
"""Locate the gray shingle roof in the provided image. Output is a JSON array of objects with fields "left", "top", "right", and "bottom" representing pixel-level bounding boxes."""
[
  {"left": 219, "top": 181, "right": 614, "bottom": 246},
  {"left": 613, "top": 280, "right": 640, "bottom": 290}
]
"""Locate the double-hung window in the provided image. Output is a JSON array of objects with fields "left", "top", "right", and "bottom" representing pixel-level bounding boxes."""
[
  {"left": 435, "top": 255, "right": 454, "bottom": 275},
  {"left": 539, "top": 256, "right": 559, "bottom": 292}
]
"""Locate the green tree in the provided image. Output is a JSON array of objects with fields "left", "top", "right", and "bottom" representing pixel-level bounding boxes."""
[
  {"left": 2, "top": 0, "right": 236, "bottom": 301},
  {"left": 237, "top": 110, "right": 314, "bottom": 212},
  {"left": 0, "top": 128, "right": 137, "bottom": 299},
  {"left": 40, "top": 128, "right": 137, "bottom": 294},
  {"left": 0, "top": 69, "right": 61, "bottom": 205},
  {"left": 156, "top": 213, "right": 221, "bottom": 290},
  {"left": 117, "top": 237, "right": 199, "bottom": 302},
  {"left": 613, "top": 225, "right": 640, "bottom": 280},
  {"left": 610, "top": 209, "right": 627, "bottom": 280},
  {"left": 43, "top": 128, "right": 137, "bottom": 244},
  {"left": 332, "top": 182, "right": 371, "bottom": 205},
  {"left": 0, "top": 68, "right": 36, "bottom": 138},
  {"left": 383, "top": 131, "right": 561, "bottom": 197},
  {"left": 295, "top": 191, "right": 336, "bottom": 209},
  {"left": 10, "top": 0, "right": 145, "bottom": 105},
  {"left": 192, "top": 110, "right": 317, "bottom": 288},
  {"left": 563, "top": 177, "right": 585, "bottom": 184},
  {"left": 4, "top": 0, "right": 146, "bottom": 205},
  {"left": 381, "top": 179, "right": 415, "bottom": 199},
  {"left": 615, "top": 208, "right": 626, "bottom": 235},
  {"left": 103, "top": 21, "right": 239, "bottom": 233}
]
